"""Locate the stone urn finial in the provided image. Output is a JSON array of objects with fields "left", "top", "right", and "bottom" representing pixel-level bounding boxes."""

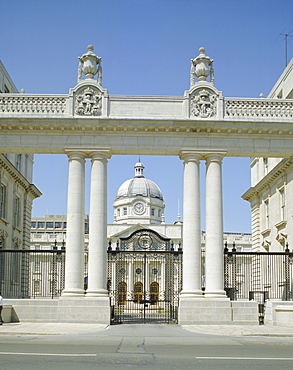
[
  {"left": 190, "top": 47, "right": 214, "bottom": 87},
  {"left": 77, "top": 45, "right": 102, "bottom": 84}
]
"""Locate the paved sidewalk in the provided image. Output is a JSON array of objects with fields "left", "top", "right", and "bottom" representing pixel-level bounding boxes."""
[
  {"left": 0, "top": 322, "right": 108, "bottom": 335},
  {"left": 0, "top": 322, "right": 293, "bottom": 336},
  {"left": 182, "top": 324, "right": 293, "bottom": 337}
]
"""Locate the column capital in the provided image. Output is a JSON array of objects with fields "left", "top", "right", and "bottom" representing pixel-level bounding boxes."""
[
  {"left": 64, "top": 150, "right": 86, "bottom": 161},
  {"left": 204, "top": 152, "right": 226, "bottom": 162},
  {"left": 90, "top": 150, "right": 112, "bottom": 161},
  {"left": 64, "top": 148, "right": 112, "bottom": 159},
  {"left": 180, "top": 151, "right": 202, "bottom": 162}
]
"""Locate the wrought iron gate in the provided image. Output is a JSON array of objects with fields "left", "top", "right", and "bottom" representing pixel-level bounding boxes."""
[{"left": 107, "top": 229, "right": 182, "bottom": 324}]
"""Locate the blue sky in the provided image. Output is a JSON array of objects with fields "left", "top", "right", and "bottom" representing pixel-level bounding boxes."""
[{"left": 1, "top": 0, "right": 293, "bottom": 232}]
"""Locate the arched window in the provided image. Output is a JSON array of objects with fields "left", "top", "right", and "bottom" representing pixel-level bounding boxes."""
[
  {"left": 133, "top": 281, "right": 143, "bottom": 304},
  {"left": 150, "top": 281, "right": 159, "bottom": 305},
  {"left": 118, "top": 281, "right": 127, "bottom": 305}
]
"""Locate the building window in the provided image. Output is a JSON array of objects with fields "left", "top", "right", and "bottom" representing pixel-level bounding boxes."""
[
  {"left": 55, "top": 222, "right": 62, "bottom": 228},
  {"left": 46, "top": 222, "right": 54, "bottom": 228},
  {"left": 117, "top": 209, "right": 120, "bottom": 217},
  {"left": 151, "top": 208, "right": 155, "bottom": 216},
  {"left": 37, "top": 222, "right": 45, "bottom": 228},
  {"left": 279, "top": 188, "right": 286, "bottom": 221},
  {"left": 123, "top": 207, "right": 127, "bottom": 216},
  {"left": 15, "top": 154, "right": 21, "bottom": 172},
  {"left": 263, "top": 158, "right": 268, "bottom": 175},
  {"left": 158, "top": 209, "right": 161, "bottom": 218},
  {"left": 35, "top": 261, "right": 40, "bottom": 272},
  {"left": 0, "top": 184, "right": 6, "bottom": 219},
  {"left": 264, "top": 199, "right": 269, "bottom": 229},
  {"left": 34, "top": 280, "right": 40, "bottom": 295},
  {"left": 31, "top": 221, "right": 36, "bottom": 228},
  {"left": 13, "top": 196, "right": 20, "bottom": 228}
]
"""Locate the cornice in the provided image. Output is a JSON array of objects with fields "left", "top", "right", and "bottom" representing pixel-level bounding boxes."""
[
  {"left": 242, "top": 157, "right": 293, "bottom": 201},
  {"left": 0, "top": 155, "right": 42, "bottom": 198},
  {"left": 0, "top": 117, "right": 293, "bottom": 137}
]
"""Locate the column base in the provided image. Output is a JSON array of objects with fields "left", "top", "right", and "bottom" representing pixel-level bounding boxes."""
[
  {"left": 86, "top": 289, "right": 109, "bottom": 297},
  {"left": 61, "top": 289, "right": 85, "bottom": 297},
  {"left": 180, "top": 290, "right": 204, "bottom": 299},
  {"left": 204, "top": 290, "right": 228, "bottom": 299}
]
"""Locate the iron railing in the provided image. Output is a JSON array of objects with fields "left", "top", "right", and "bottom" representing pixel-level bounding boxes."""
[
  {"left": 0, "top": 249, "right": 65, "bottom": 299},
  {"left": 224, "top": 246, "right": 293, "bottom": 302}
]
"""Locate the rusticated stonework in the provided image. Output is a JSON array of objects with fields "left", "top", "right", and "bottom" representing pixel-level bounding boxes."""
[
  {"left": 75, "top": 87, "right": 102, "bottom": 116},
  {"left": 190, "top": 89, "right": 217, "bottom": 118}
]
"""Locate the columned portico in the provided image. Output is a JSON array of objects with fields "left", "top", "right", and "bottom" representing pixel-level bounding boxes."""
[
  {"left": 205, "top": 153, "right": 226, "bottom": 297},
  {"left": 87, "top": 151, "right": 111, "bottom": 297},
  {"left": 180, "top": 152, "right": 202, "bottom": 297},
  {"left": 1, "top": 45, "right": 288, "bottom": 324},
  {"left": 62, "top": 151, "right": 86, "bottom": 296}
]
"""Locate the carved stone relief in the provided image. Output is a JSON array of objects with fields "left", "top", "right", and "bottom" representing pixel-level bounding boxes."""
[
  {"left": 75, "top": 87, "right": 102, "bottom": 116},
  {"left": 190, "top": 89, "right": 217, "bottom": 118}
]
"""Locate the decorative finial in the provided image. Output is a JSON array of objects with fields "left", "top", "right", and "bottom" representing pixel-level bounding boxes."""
[
  {"left": 190, "top": 47, "right": 214, "bottom": 87},
  {"left": 78, "top": 45, "right": 102, "bottom": 84}
]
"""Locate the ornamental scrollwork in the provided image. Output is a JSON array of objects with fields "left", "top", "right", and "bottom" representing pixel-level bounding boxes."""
[
  {"left": 75, "top": 87, "right": 102, "bottom": 116},
  {"left": 190, "top": 89, "right": 217, "bottom": 118}
]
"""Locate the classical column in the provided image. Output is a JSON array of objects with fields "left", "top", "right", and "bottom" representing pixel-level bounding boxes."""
[
  {"left": 62, "top": 152, "right": 85, "bottom": 296},
  {"left": 205, "top": 153, "right": 226, "bottom": 297},
  {"left": 180, "top": 152, "right": 202, "bottom": 297},
  {"left": 86, "top": 151, "right": 111, "bottom": 296}
]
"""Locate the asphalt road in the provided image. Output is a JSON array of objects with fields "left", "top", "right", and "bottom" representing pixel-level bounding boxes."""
[{"left": 1, "top": 324, "right": 293, "bottom": 369}]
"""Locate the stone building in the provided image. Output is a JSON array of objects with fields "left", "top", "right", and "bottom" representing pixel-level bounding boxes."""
[
  {"left": 0, "top": 61, "right": 41, "bottom": 252},
  {"left": 0, "top": 62, "right": 41, "bottom": 301},
  {"left": 243, "top": 58, "right": 293, "bottom": 252}
]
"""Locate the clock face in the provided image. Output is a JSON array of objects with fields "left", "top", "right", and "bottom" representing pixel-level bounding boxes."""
[{"left": 134, "top": 202, "right": 145, "bottom": 214}]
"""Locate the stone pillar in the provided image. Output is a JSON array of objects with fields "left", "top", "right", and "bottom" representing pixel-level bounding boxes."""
[
  {"left": 86, "top": 151, "right": 111, "bottom": 296},
  {"left": 205, "top": 153, "right": 226, "bottom": 297},
  {"left": 62, "top": 152, "right": 85, "bottom": 296},
  {"left": 180, "top": 152, "right": 202, "bottom": 297}
]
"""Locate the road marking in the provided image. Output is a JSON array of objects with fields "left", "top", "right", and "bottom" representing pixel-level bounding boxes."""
[
  {"left": 0, "top": 352, "right": 97, "bottom": 357},
  {"left": 196, "top": 356, "right": 293, "bottom": 361}
]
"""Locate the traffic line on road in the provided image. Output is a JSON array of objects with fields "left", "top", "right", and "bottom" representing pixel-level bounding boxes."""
[
  {"left": 0, "top": 352, "right": 97, "bottom": 357},
  {"left": 196, "top": 356, "right": 293, "bottom": 361}
]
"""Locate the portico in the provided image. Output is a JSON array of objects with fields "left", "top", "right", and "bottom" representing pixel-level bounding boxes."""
[{"left": 1, "top": 46, "right": 293, "bottom": 324}]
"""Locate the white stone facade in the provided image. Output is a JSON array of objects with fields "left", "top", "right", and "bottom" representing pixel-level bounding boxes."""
[
  {"left": 243, "top": 58, "right": 293, "bottom": 252},
  {"left": 0, "top": 62, "right": 41, "bottom": 252}
]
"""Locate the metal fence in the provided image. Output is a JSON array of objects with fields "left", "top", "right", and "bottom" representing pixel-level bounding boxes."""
[
  {"left": 2, "top": 247, "right": 293, "bottom": 304},
  {"left": 224, "top": 247, "right": 293, "bottom": 302},
  {"left": 0, "top": 249, "right": 65, "bottom": 298}
]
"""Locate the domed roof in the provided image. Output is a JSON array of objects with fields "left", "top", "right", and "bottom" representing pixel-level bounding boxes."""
[{"left": 115, "top": 161, "right": 163, "bottom": 201}]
